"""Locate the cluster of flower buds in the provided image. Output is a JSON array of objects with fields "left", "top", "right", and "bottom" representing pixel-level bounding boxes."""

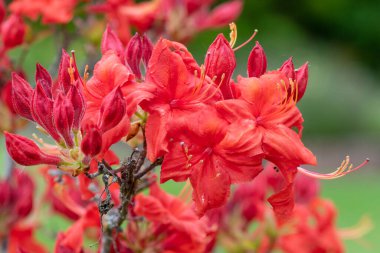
[{"left": 4, "top": 51, "right": 91, "bottom": 175}]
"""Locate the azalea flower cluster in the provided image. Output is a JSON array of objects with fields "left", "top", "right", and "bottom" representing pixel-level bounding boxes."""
[{"left": 0, "top": 0, "right": 370, "bottom": 252}]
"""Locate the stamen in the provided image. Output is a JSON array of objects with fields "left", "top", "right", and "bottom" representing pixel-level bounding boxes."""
[
  {"left": 198, "top": 73, "right": 225, "bottom": 102},
  {"left": 229, "top": 23, "right": 237, "bottom": 48},
  {"left": 178, "top": 180, "right": 192, "bottom": 204},
  {"left": 298, "top": 156, "right": 369, "bottom": 180},
  {"left": 32, "top": 133, "right": 45, "bottom": 145},
  {"left": 339, "top": 215, "right": 373, "bottom": 240},
  {"left": 192, "top": 65, "right": 206, "bottom": 95},
  {"left": 233, "top": 29, "right": 259, "bottom": 51},
  {"left": 83, "top": 65, "right": 89, "bottom": 85}
]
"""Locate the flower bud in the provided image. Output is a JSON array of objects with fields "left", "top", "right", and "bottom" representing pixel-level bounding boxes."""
[
  {"left": 279, "top": 57, "right": 295, "bottom": 80},
  {"left": 97, "top": 87, "right": 126, "bottom": 133},
  {"left": 205, "top": 34, "right": 236, "bottom": 99},
  {"left": 295, "top": 62, "right": 309, "bottom": 102},
  {"left": 53, "top": 49, "right": 72, "bottom": 97},
  {"left": 11, "top": 72, "right": 34, "bottom": 121},
  {"left": 1, "top": 14, "right": 25, "bottom": 49},
  {"left": 5, "top": 132, "right": 61, "bottom": 166},
  {"left": 54, "top": 94, "right": 75, "bottom": 147},
  {"left": 126, "top": 33, "right": 153, "bottom": 79},
  {"left": 247, "top": 41, "right": 267, "bottom": 77},
  {"left": 101, "top": 24, "right": 124, "bottom": 56},
  {"left": 67, "top": 82, "right": 85, "bottom": 131},
  {"left": 31, "top": 83, "right": 61, "bottom": 142},
  {"left": 141, "top": 34, "right": 153, "bottom": 68},
  {"left": 36, "top": 63, "right": 53, "bottom": 98},
  {"left": 81, "top": 126, "right": 102, "bottom": 157}
]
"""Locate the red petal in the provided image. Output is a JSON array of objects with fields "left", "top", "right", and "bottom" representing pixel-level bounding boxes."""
[
  {"left": 31, "top": 83, "right": 61, "bottom": 142},
  {"left": 190, "top": 161, "right": 231, "bottom": 216},
  {"left": 11, "top": 73, "right": 34, "bottom": 121}
]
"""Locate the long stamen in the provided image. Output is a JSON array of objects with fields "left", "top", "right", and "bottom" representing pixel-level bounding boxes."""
[
  {"left": 229, "top": 23, "right": 237, "bottom": 48},
  {"left": 339, "top": 215, "right": 373, "bottom": 240},
  {"left": 233, "top": 29, "right": 259, "bottom": 52},
  {"left": 192, "top": 65, "right": 206, "bottom": 95},
  {"left": 178, "top": 180, "right": 192, "bottom": 204},
  {"left": 298, "top": 156, "right": 369, "bottom": 180},
  {"left": 198, "top": 73, "right": 225, "bottom": 102}
]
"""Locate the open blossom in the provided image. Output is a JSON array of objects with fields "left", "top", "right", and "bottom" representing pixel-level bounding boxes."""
[
  {"left": 161, "top": 110, "right": 263, "bottom": 215},
  {"left": 140, "top": 38, "right": 222, "bottom": 161},
  {"left": 9, "top": 0, "right": 79, "bottom": 24},
  {"left": 82, "top": 27, "right": 154, "bottom": 155},
  {"left": 131, "top": 183, "right": 210, "bottom": 252},
  {"left": 215, "top": 70, "right": 317, "bottom": 220}
]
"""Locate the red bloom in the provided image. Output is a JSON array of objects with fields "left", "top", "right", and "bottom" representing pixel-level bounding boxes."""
[
  {"left": 8, "top": 225, "right": 48, "bottom": 253},
  {"left": 92, "top": 0, "right": 242, "bottom": 43},
  {"left": 10, "top": 0, "right": 79, "bottom": 24},
  {"left": 54, "top": 204, "right": 100, "bottom": 253},
  {"left": 215, "top": 72, "right": 316, "bottom": 220},
  {"left": 278, "top": 199, "right": 344, "bottom": 253},
  {"left": 82, "top": 50, "right": 148, "bottom": 155},
  {"left": 133, "top": 183, "right": 209, "bottom": 252},
  {"left": 161, "top": 110, "right": 263, "bottom": 215},
  {"left": 141, "top": 38, "right": 222, "bottom": 161}
]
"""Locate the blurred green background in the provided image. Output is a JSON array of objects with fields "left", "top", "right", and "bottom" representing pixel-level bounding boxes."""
[{"left": 1, "top": 0, "right": 380, "bottom": 252}]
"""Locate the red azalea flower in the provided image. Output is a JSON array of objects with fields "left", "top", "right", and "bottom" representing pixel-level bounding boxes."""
[
  {"left": 278, "top": 199, "right": 344, "bottom": 253},
  {"left": 215, "top": 72, "right": 317, "bottom": 221},
  {"left": 54, "top": 204, "right": 100, "bottom": 253},
  {"left": 133, "top": 183, "right": 209, "bottom": 252},
  {"left": 91, "top": 0, "right": 242, "bottom": 43},
  {"left": 10, "top": 0, "right": 79, "bottom": 24},
  {"left": 7, "top": 225, "right": 48, "bottom": 253},
  {"left": 161, "top": 109, "right": 263, "bottom": 215},
  {"left": 140, "top": 38, "right": 222, "bottom": 161},
  {"left": 82, "top": 50, "right": 151, "bottom": 155}
]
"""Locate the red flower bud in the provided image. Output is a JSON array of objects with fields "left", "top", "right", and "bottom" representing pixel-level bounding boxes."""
[
  {"left": 101, "top": 24, "right": 124, "bottom": 56},
  {"left": 35, "top": 63, "right": 53, "bottom": 98},
  {"left": 279, "top": 57, "right": 295, "bottom": 80},
  {"left": 5, "top": 132, "right": 61, "bottom": 166},
  {"left": 141, "top": 34, "right": 153, "bottom": 68},
  {"left": 67, "top": 82, "right": 85, "bottom": 131},
  {"left": 126, "top": 33, "right": 153, "bottom": 79},
  {"left": 31, "top": 83, "right": 61, "bottom": 142},
  {"left": 205, "top": 34, "right": 236, "bottom": 99},
  {"left": 54, "top": 94, "right": 75, "bottom": 147},
  {"left": 247, "top": 41, "right": 267, "bottom": 77},
  {"left": 55, "top": 49, "right": 72, "bottom": 96},
  {"left": 295, "top": 62, "right": 309, "bottom": 102},
  {"left": 81, "top": 126, "right": 102, "bottom": 157},
  {"left": 97, "top": 87, "right": 126, "bottom": 133},
  {"left": 1, "top": 14, "right": 25, "bottom": 50},
  {"left": 11, "top": 72, "right": 34, "bottom": 121}
]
